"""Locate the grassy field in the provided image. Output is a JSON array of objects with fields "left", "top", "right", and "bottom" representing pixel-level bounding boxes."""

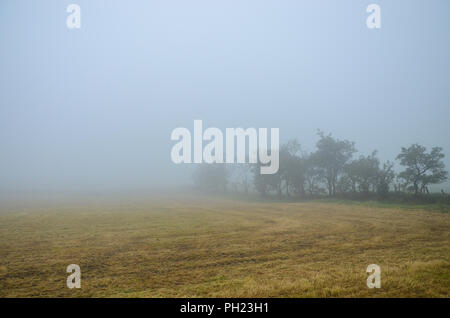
[{"left": 0, "top": 196, "right": 449, "bottom": 297}]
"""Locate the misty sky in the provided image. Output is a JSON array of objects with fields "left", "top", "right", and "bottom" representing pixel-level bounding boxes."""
[{"left": 1, "top": 0, "right": 449, "bottom": 192}]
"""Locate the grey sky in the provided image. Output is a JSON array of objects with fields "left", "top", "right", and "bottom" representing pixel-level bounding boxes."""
[{"left": 1, "top": 0, "right": 449, "bottom": 192}]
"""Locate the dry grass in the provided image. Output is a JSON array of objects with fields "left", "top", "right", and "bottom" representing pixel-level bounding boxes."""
[{"left": 0, "top": 196, "right": 449, "bottom": 297}]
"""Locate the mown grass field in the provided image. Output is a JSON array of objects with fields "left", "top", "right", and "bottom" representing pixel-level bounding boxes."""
[{"left": 0, "top": 196, "right": 449, "bottom": 297}]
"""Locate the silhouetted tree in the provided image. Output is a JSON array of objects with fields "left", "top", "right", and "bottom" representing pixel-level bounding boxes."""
[
  {"left": 304, "top": 155, "right": 325, "bottom": 195},
  {"left": 311, "top": 131, "right": 356, "bottom": 195},
  {"left": 396, "top": 144, "right": 447, "bottom": 195},
  {"left": 344, "top": 151, "right": 380, "bottom": 195},
  {"left": 376, "top": 161, "right": 395, "bottom": 198}
]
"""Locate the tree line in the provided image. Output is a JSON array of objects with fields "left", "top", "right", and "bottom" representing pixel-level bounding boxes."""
[{"left": 193, "top": 131, "right": 449, "bottom": 203}]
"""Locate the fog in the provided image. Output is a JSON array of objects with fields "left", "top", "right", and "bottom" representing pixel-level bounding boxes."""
[{"left": 1, "top": 0, "right": 449, "bottom": 195}]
